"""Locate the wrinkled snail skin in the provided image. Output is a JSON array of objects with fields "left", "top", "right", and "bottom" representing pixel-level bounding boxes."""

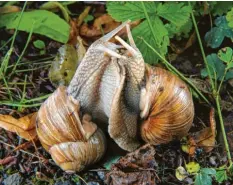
[
  {"left": 140, "top": 66, "right": 194, "bottom": 145},
  {"left": 67, "top": 23, "right": 146, "bottom": 152},
  {"left": 36, "top": 86, "right": 106, "bottom": 172}
]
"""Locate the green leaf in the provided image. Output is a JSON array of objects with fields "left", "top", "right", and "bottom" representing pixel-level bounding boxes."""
[
  {"left": 40, "top": 1, "right": 70, "bottom": 22},
  {"left": 201, "top": 54, "right": 226, "bottom": 80},
  {"left": 156, "top": 2, "right": 191, "bottom": 26},
  {"left": 186, "top": 162, "right": 200, "bottom": 174},
  {"left": 218, "top": 47, "right": 233, "bottom": 64},
  {"left": 226, "top": 70, "right": 233, "bottom": 80},
  {"left": 33, "top": 40, "right": 45, "bottom": 49},
  {"left": 103, "top": 156, "right": 121, "bottom": 170},
  {"left": 0, "top": 10, "right": 70, "bottom": 43},
  {"left": 212, "top": 2, "right": 233, "bottom": 16},
  {"left": 132, "top": 17, "right": 169, "bottom": 64},
  {"left": 84, "top": 15, "right": 94, "bottom": 23},
  {"left": 226, "top": 7, "right": 233, "bottom": 28},
  {"left": 216, "top": 170, "right": 228, "bottom": 183},
  {"left": 107, "top": 2, "right": 157, "bottom": 22},
  {"left": 205, "top": 16, "right": 233, "bottom": 49},
  {"left": 201, "top": 168, "right": 216, "bottom": 175},
  {"left": 165, "top": 20, "right": 192, "bottom": 39},
  {"left": 195, "top": 173, "right": 212, "bottom": 185}
]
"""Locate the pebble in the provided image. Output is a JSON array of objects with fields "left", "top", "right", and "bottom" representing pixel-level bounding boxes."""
[{"left": 3, "top": 173, "right": 23, "bottom": 185}]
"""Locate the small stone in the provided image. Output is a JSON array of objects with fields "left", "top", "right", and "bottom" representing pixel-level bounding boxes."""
[
  {"left": 97, "top": 171, "right": 105, "bottom": 180},
  {"left": 87, "top": 182, "right": 100, "bottom": 185},
  {"left": 54, "top": 180, "right": 76, "bottom": 185},
  {"left": 3, "top": 173, "right": 23, "bottom": 185}
]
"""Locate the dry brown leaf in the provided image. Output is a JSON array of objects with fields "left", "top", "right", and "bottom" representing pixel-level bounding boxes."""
[
  {"left": 106, "top": 144, "right": 158, "bottom": 185},
  {"left": 0, "top": 113, "right": 37, "bottom": 141},
  {"left": 185, "top": 108, "right": 216, "bottom": 155},
  {"left": 80, "top": 14, "right": 120, "bottom": 38}
]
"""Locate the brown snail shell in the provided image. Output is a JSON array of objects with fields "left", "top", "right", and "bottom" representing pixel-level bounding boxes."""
[
  {"left": 140, "top": 66, "right": 194, "bottom": 145},
  {"left": 36, "top": 86, "right": 106, "bottom": 172}
]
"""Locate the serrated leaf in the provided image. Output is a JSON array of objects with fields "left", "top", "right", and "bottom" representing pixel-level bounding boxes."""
[
  {"left": 165, "top": 20, "right": 192, "bottom": 39},
  {"left": 107, "top": 2, "right": 157, "bottom": 22},
  {"left": 212, "top": 2, "right": 233, "bottom": 16},
  {"left": 132, "top": 17, "right": 169, "bottom": 64},
  {"left": 157, "top": 2, "right": 191, "bottom": 26},
  {"left": 201, "top": 168, "right": 216, "bottom": 175},
  {"left": 0, "top": 10, "right": 70, "bottom": 43},
  {"left": 205, "top": 16, "right": 233, "bottom": 49},
  {"left": 195, "top": 173, "right": 212, "bottom": 185},
  {"left": 201, "top": 54, "right": 226, "bottom": 80},
  {"left": 216, "top": 170, "right": 228, "bottom": 183},
  {"left": 218, "top": 47, "right": 233, "bottom": 63}
]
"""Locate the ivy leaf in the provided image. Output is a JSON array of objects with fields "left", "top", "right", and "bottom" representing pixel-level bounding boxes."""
[
  {"left": 132, "top": 17, "right": 169, "bottom": 64},
  {"left": 0, "top": 10, "right": 70, "bottom": 43},
  {"left": 216, "top": 170, "right": 228, "bottom": 183},
  {"left": 156, "top": 2, "right": 191, "bottom": 26},
  {"left": 106, "top": 2, "right": 157, "bottom": 22},
  {"left": 205, "top": 16, "right": 233, "bottom": 49},
  {"left": 201, "top": 54, "right": 226, "bottom": 80}
]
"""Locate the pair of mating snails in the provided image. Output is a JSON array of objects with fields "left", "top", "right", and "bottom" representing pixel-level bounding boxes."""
[{"left": 36, "top": 21, "right": 194, "bottom": 172}]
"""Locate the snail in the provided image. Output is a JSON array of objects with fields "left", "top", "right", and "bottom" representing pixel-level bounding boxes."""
[
  {"left": 1, "top": 21, "right": 194, "bottom": 172},
  {"left": 36, "top": 86, "right": 106, "bottom": 172}
]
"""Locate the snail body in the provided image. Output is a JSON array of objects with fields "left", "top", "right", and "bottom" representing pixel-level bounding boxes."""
[{"left": 36, "top": 21, "right": 194, "bottom": 172}]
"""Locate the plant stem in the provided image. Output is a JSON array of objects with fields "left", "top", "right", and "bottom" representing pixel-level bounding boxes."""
[
  {"left": 189, "top": 2, "right": 232, "bottom": 167},
  {"left": 11, "top": 21, "right": 34, "bottom": 76},
  {"left": 216, "top": 95, "right": 233, "bottom": 167},
  {"left": 141, "top": 1, "right": 159, "bottom": 46},
  {"left": 140, "top": 37, "right": 210, "bottom": 105},
  {"left": 189, "top": 2, "right": 215, "bottom": 93}
]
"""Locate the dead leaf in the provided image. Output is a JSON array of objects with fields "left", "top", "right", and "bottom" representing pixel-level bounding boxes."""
[
  {"left": 0, "top": 6, "right": 20, "bottom": 14},
  {"left": 106, "top": 144, "right": 159, "bottom": 185},
  {"left": 80, "top": 14, "right": 120, "bottom": 38},
  {"left": 182, "top": 108, "right": 216, "bottom": 155},
  {"left": 68, "top": 19, "right": 79, "bottom": 45},
  {"left": 0, "top": 113, "right": 37, "bottom": 141}
]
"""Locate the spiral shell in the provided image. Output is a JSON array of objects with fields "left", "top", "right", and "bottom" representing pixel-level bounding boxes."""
[
  {"left": 140, "top": 66, "right": 194, "bottom": 145},
  {"left": 36, "top": 86, "right": 106, "bottom": 172}
]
